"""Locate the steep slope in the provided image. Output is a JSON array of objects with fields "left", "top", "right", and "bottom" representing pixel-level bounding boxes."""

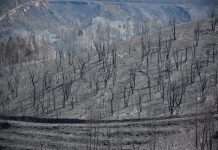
[
  {"left": 0, "top": 0, "right": 67, "bottom": 52},
  {"left": 47, "top": 0, "right": 210, "bottom": 41},
  {"left": 0, "top": 19, "right": 217, "bottom": 120}
]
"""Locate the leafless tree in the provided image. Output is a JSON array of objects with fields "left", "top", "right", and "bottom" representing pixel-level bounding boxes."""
[
  {"left": 192, "top": 46, "right": 197, "bottom": 61},
  {"left": 40, "top": 70, "right": 52, "bottom": 113},
  {"left": 67, "top": 50, "right": 74, "bottom": 66},
  {"left": 54, "top": 59, "right": 61, "bottom": 73},
  {"left": 190, "top": 61, "right": 196, "bottom": 84},
  {"left": 52, "top": 88, "right": 56, "bottom": 110},
  {"left": 42, "top": 70, "right": 52, "bottom": 92},
  {"left": 194, "top": 23, "right": 200, "bottom": 46},
  {"left": 109, "top": 88, "right": 114, "bottom": 115},
  {"left": 137, "top": 90, "right": 143, "bottom": 116},
  {"left": 104, "top": 64, "right": 113, "bottom": 88},
  {"left": 112, "top": 43, "right": 117, "bottom": 69},
  {"left": 215, "top": 90, "right": 218, "bottom": 111},
  {"left": 77, "top": 54, "right": 90, "bottom": 79},
  {"left": 28, "top": 68, "right": 40, "bottom": 106},
  {"left": 168, "top": 79, "right": 186, "bottom": 115},
  {"left": 92, "top": 73, "right": 100, "bottom": 94},
  {"left": 112, "top": 67, "right": 117, "bottom": 88},
  {"left": 193, "top": 91, "right": 199, "bottom": 149},
  {"left": 58, "top": 50, "right": 63, "bottom": 69},
  {"left": 199, "top": 75, "right": 209, "bottom": 98},
  {"left": 206, "top": 49, "right": 210, "bottom": 66},
  {"left": 159, "top": 76, "right": 165, "bottom": 103},
  {"left": 61, "top": 67, "right": 73, "bottom": 108},
  {"left": 94, "top": 41, "right": 104, "bottom": 62},
  {"left": 214, "top": 67, "right": 218, "bottom": 86},
  {"left": 195, "top": 58, "right": 203, "bottom": 79},
  {"left": 121, "top": 81, "right": 128, "bottom": 108},
  {"left": 184, "top": 45, "right": 189, "bottom": 62},
  {"left": 129, "top": 66, "right": 136, "bottom": 95},
  {"left": 137, "top": 64, "right": 152, "bottom": 102},
  {"left": 200, "top": 114, "right": 215, "bottom": 150},
  {"left": 165, "top": 38, "right": 172, "bottom": 61},
  {"left": 169, "top": 18, "right": 176, "bottom": 40},
  {"left": 157, "top": 29, "right": 162, "bottom": 68},
  {"left": 211, "top": 42, "right": 216, "bottom": 63},
  {"left": 141, "top": 35, "right": 151, "bottom": 67},
  {"left": 165, "top": 59, "right": 171, "bottom": 83},
  {"left": 173, "top": 49, "right": 179, "bottom": 69},
  {"left": 6, "top": 73, "right": 19, "bottom": 99},
  {"left": 208, "top": 0, "right": 217, "bottom": 31}
]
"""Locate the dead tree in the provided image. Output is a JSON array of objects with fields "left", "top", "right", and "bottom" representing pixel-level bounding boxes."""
[
  {"left": 104, "top": 64, "right": 113, "bottom": 88},
  {"left": 195, "top": 58, "right": 203, "bottom": 80},
  {"left": 158, "top": 29, "right": 162, "bottom": 68},
  {"left": 214, "top": 67, "right": 218, "bottom": 86},
  {"left": 58, "top": 50, "right": 63, "bottom": 69},
  {"left": 159, "top": 76, "right": 165, "bottom": 103},
  {"left": 137, "top": 91, "right": 143, "bottom": 115},
  {"left": 192, "top": 46, "right": 197, "bottom": 61},
  {"left": 6, "top": 73, "right": 19, "bottom": 99},
  {"left": 28, "top": 68, "right": 40, "bottom": 106},
  {"left": 215, "top": 91, "right": 218, "bottom": 111},
  {"left": 165, "top": 38, "right": 172, "bottom": 61},
  {"left": 141, "top": 35, "right": 151, "bottom": 67},
  {"left": 205, "top": 42, "right": 216, "bottom": 66},
  {"left": 93, "top": 73, "right": 100, "bottom": 94},
  {"left": 61, "top": 68, "right": 73, "bottom": 108},
  {"left": 208, "top": 0, "right": 217, "bottom": 31},
  {"left": 193, "top": 91, "right": 199, "bottom": 149},
  {"left": 77, "top": 54, "right": 90, "bottom": 79},
  {"left": 190, "top": 61, "right": 196, "bottom": 84},
  {"left": 169, "top": 18, "right": 176, "bottom": 40},
  {"left": 52, "top": 88, "right": 56, "bottom": 110},
  {"left": 165, "top": 59, "right": 171, "bottom": 83},
  {"left": 112, "top": 67, "right": 117, "bottom": 88},
  {"left": 111, "top": 43, "right": 117, "bottom": 69},
  {"left": 168, "top": 80, "right": 186, "bottom": 115},
  {"left": 184, "top": 45, "right": 189, "bottom": 62},
  {"left": 102, "top": 43, "right": 107, "bottom": 71},
  {"left": 206, "top": 49, "right": 210, "bottom": 66},
  {"left": 67, "top": 50, "right": 74, "bottom": 66},
  {"left": 212, "top": 42, "right": 216, "bottom": 63},
  {"left": 109, "top": 88, "right": 114, "bottom": 115},
  {"left": 194, "top": 23, "right": 200, "bottom": 46},
  {"left": 137, "top": 64, "right": 152, "bottom": 102},
  {"left": 94, "top": 41, "right": 104, "bottom": 62},
  {"left": 199, "top": 75, "right": 209, "bottom": 98},
  {"left": 173, "top": 49, "right": 179, "bottom": 69},
  {"left": 54, "top": 59, "right": 60, "bottom": 73},
  {"left": 129, "top": 67, "right": 136, "bottom": 95},
  {"left": 121, "top": 82, "right": 128, "bottom": 108},
  {"left": 42, "top": 70, "right": 52, "bottom": 92},
  {"left": 200, "top": 114, "right": 215, "bottom": 150}
]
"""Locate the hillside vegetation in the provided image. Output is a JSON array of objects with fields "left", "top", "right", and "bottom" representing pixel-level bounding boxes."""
[{"left": 0, "top": 18, "right": 217, "bottom": 120}]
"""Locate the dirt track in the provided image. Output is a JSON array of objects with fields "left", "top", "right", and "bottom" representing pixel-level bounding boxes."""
[{"left": 0, "top": 113, "right": 217, "bottom": 150}]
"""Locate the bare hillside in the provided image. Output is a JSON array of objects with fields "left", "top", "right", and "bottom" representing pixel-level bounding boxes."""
[{"left": 0, "top": 19, "right": 218, "bottom": 120}]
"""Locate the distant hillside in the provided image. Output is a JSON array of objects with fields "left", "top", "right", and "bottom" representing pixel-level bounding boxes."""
[
  {"left": 48, "top": 0, "right": 216, "bottom": 5},
  {"left": 0, "top": 0, "right": 30, "bottom": 15}
]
